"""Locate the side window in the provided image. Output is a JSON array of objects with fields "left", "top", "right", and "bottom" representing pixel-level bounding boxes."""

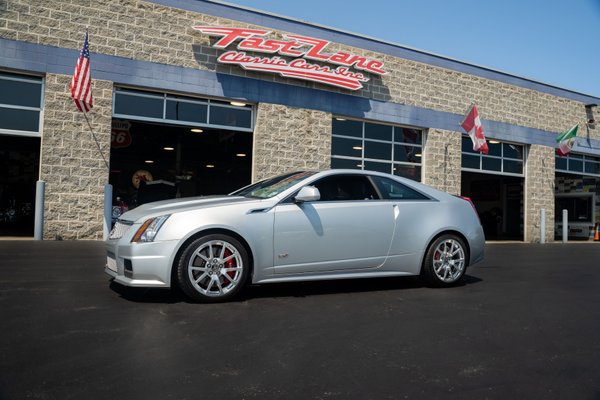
[
  {"left": 371, "top": 176, "right": 429, "bottom": 200},
  {"left": 313, "top": 175, "right": 379, "bottom": 201}
]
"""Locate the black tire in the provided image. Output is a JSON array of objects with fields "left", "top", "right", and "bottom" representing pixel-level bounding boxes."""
[
  {"left": 176, "top": 234, "right": 249, "bottom": 302},
  {"left": 421, "top": 234, "right": 467, "bottom": 287}
]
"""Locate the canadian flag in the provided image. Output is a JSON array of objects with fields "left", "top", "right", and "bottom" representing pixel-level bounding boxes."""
[{"left": 461, "top": 104, "right": 489, "bottom": 154}]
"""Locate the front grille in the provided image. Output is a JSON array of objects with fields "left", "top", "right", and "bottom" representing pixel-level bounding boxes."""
[{"left": 109, "top": 220, "right": 133, "bottom": 240}]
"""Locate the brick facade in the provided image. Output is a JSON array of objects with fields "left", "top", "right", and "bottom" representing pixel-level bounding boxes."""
[
  {"left": 2, "top": 0, "right": 598, "bottom": 139},
  {"left": 40, "top": 74, "right": 113, "bottom": 240},
  {"left": 422, "top": 129, "right": 462, "bottom": 195},
  {"left": 253, "top": 103, "right": 331, "bottom": 182},
  {"left": 524, "top": 145, "right": 555, "bottom": 243},
  {"left": 1, "top": 0, "right": 599, "bottom": 241}
]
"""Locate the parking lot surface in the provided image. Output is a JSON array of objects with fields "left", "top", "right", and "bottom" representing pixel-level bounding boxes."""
[{"left": 1, "top": 240, "right": 599, "bottom": 400}]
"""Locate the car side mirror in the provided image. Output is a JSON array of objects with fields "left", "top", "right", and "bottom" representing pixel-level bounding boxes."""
[{"left": 294, "top": 186, "right": 320, "bottom": 203}]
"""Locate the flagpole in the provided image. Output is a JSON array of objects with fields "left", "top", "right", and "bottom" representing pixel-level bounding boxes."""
[{"left": 82, "top": 112, "right": 110, "bottom": 171}]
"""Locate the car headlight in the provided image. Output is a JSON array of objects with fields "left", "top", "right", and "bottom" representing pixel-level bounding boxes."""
[{"left": 131, "top": 215, "right": 170, "bottom": 243}]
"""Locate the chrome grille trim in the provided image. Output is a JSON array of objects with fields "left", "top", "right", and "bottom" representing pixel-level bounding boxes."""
[{"left": 109, "top": 220, "right": 133, "bottom": 240}]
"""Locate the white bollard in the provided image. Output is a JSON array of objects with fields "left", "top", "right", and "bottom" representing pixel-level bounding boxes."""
[
  {"left": 562, "top": 209, "right": 568, "bottom": 243},
  {"left": 540, "top": 208, "right": 546, "bottom": 244},
  {"left": 103, "top": 184, "right": 113, "bottom": 241},
  {"left": 34, "top": 180, "right": 45, "bottom": 240}
]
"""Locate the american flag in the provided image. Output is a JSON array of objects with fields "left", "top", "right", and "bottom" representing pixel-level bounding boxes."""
[{"left": 70, "top": 31, "right": 93, "bottom": 113}]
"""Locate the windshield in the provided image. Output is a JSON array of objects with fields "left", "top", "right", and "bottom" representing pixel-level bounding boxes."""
[{"left": 231, "top": 171, "right": 316, "bottom": 199}]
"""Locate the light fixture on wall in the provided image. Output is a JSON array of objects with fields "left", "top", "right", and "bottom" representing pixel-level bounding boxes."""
[
  {"left": 230, "top": 101, "right": 247, "bottom": 107},
  {"left": 585, "top": 103, "right": 597, "bottom": 126}
]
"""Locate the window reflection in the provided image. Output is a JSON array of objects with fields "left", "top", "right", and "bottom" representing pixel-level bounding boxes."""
[
  {"left": 331, "top": 118, "right": 423, "bottom": 182},
  {"left": 209, "top": 106, "right": 252, "bottom": 128}
]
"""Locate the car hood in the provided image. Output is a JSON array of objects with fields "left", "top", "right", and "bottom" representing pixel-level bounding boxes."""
[{"left": 120, "top": 195, "right": 267, "bottom": 222}]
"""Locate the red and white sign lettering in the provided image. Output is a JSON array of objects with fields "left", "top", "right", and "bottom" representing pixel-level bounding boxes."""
[{"left": 192, "top": 26, "right": 386, "bottom": 90}]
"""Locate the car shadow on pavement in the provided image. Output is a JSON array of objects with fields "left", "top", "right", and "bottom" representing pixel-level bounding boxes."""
[
  {"left": 109, "top": 274, "right": 482, "bottom": 303},
  {"left": 241, "top": 274, "right": 482, "bottom": 301},
  {"left": 109, "top": 281, "right": 188, "bottom": 304}
]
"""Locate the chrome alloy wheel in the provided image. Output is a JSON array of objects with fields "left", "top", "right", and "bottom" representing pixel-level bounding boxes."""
[
  {"left": 432, "top": 238, "right": 466, "bottom": 283},
  {"left": 188, "top": 240, "right": 244, "bottom": 297}
]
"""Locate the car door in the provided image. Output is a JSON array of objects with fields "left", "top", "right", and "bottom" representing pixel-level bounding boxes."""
[{"left": 272, "top": 174, "right": 396, "bottom": 275}]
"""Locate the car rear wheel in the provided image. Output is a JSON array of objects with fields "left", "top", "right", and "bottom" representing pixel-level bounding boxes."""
[
  {"left": 421, "top": 234, "right": 467, "bottom": 287},
  {"left": 176, "top": 234, "right": 249, "bottom": 302}
]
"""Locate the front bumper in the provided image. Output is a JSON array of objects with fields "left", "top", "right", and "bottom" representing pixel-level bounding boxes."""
[{"left": 105, "top": 238, "right": 180, "bottom": 288}]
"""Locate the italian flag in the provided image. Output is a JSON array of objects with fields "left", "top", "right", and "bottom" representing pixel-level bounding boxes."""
[
  {"left": 556, "top": 124, "right": 578, "bottom": 157},
  {"left": 461, "top": 104, "right": 489, "bottom": 154}
]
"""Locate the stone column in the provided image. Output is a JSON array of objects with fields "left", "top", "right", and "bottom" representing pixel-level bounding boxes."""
[
  {"left": 524, "top": 145, "right": 555, "bottom": 243},
  {"left": 39, "top": 74, "right": 113, "bottom": 240},
  {"left": 252, "top": 103, "right": 332, "bottom": 182},
  {"left": 422, "top": 128, "right": 462, "bottom": 195}
]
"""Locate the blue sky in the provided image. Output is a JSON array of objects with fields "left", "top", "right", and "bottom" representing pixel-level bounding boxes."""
[{"left": 220, "top": 0, "right": 600, "bottom": 98}]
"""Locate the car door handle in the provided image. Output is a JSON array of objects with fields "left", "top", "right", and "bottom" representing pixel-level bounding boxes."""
[{"left": 393, "top": 204, "right": 399, "bottom": 220}]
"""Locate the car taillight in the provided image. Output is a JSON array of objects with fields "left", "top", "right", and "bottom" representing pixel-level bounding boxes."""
[{"left": 455, "top": 195, "right": 481, "bottom": 224}]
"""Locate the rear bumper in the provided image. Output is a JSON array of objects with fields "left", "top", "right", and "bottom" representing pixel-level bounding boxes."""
[{"left": 467, "top": 225, "right": 486, "bottom": 266}]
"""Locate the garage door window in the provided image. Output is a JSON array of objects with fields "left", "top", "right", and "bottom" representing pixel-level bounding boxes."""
[
  {"left": 555, "top": 153, "right": 600, "bottom": 177},
  {"left": 331, "top": 118, "right": 422, "bottom": 181},
  {"left": 0, "top": 72, "right": 43, "bottom": 136},
  {"left": 113, "top": 88, "right": 253, "bottom": 132},
  {"left": 462, "top": 137, "right": 524, "bottom": 176}
]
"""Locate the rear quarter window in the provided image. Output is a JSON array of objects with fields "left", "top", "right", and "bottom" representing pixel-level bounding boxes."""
[{"left": 370, "top": 175, "right": 430, "bottom": 200}]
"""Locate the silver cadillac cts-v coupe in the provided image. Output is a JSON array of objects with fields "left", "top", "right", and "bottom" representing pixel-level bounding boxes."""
[{"left": 105, "top": 170, "right": 485, "bottom": 302}]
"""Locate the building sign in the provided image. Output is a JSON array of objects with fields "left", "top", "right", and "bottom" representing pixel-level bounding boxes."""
[
  {"left": 192, "top": 26, "right": 386, "bottom": 90},
  {"left": 111, "top": 119, "right": 132, "bottom": 149}
]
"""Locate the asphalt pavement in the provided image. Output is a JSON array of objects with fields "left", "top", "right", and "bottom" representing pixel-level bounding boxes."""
[{"left": 1, "top": 240, "right": 599, "bottom": 400}]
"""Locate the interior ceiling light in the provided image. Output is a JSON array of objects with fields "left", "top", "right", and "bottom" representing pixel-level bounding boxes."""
[
  {"left": 230, "top": 101, "right": 246, "bottom": 107},
  {"left": 335, "top": 117, "right": 347, "bottom": 121},
  {"left": 206, "top": 164, "right": 215, "bottom": 168},
  {"left": 163, "top": 147, "right": 175, "bottom": 151},
  {"left": 191, "top": 128, "right": 203, "bottom": 133},
  {"left": 236, "top": 153, "right": 246, "bottom": 157},
  {"left": 489, "top": 140, "right": 500, "bottom": 144},
  {"left": 415, "top": 153, "right": 422, "bottom": 157},
  {"left": 144, "top": 160, "right": 154, "bottom": 164},
  {"left": 352, "top": 146, "right": 363, "bottom": 150}
]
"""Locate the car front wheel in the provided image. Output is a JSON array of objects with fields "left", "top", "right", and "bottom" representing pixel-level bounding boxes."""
[
  {"left": 421, "top": 234, "right": 467, "bottom": 287},
  {"left": 176, "top": 234, "right": 249, "bottom": 302}
]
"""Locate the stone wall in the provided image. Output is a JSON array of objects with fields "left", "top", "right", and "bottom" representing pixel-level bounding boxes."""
[
  {"left": 253, "top": 103, "right": 331, "bottom": 181},
  {"left": 40, "top": 74, "right": 113, "bottom": 240},
  {"left": 422, "top": 129, "right": 462, "bottom": 195},
  {"left": 524, "top": 145, "right": 555, "bottom": 243}
]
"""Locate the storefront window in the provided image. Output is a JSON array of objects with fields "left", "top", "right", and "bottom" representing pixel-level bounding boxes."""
[
  {"left": 461, "top": 137, "right": 524, "bottom": 176},
  {"left": 0, "top": 72, "right": 43, "bottom": 136},
  {"left": 331, "top": 118, "right": 423, "bottom": 181}
]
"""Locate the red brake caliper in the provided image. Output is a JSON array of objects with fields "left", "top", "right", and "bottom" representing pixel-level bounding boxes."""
[{"left": 224, "top": 248, "right": 236, "bottom": 280}]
